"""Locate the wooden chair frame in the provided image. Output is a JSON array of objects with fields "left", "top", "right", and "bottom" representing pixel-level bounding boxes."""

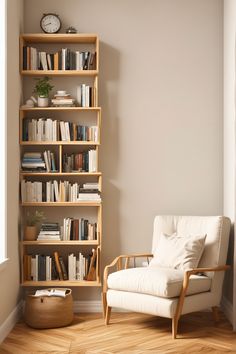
[{"left": 102, "top": 254, "right": 230, "bottom": 339}]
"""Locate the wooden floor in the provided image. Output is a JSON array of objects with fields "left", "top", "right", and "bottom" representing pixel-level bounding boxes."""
[{"left": 0, "top": 311, "right": 235, "bottom": 353}]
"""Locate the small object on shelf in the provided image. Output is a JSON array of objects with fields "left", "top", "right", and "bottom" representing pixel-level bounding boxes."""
[
  {"left": 51, "top": 90, "right": 75, "bottom": 107},
  {"left": 40, "top": 13, "right": 61, "bottom": 34},
  {"left": 66, "top": 26, "right": 77, "bottom": 34},
  {"left": 33, "top": 76, "right": 54, "bottom": 107},
  {"left": 24, "top": 288, "right": 73, "bottom": 328},
  {"left": 24, "top": 210, "right": 45, "bottom": 241}
]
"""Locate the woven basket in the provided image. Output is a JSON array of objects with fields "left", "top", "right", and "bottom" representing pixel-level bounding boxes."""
[{"left": 24, "top": 288, "right": 73, "bottom": 329}]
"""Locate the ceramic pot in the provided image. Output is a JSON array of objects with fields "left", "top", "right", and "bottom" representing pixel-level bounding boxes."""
[
  {"left": 24, "top": 226, "right": 37, "bottom": 241},
  {"left": 38, "top": 96, "right": 49, "bottom": 107}
]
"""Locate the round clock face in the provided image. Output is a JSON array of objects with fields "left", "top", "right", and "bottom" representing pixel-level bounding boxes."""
[{"left": 40, "top": 14, "right": 61, "bottom": 34}]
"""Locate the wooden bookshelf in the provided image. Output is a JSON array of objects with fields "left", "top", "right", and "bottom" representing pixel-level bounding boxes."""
[{"left": 19, "top": 33, "right": 102, "bottom": 287}]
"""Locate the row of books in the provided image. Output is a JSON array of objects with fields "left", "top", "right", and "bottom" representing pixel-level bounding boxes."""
[
  {"left": 36, "top": 219, "right": 98, "bottom": 241},
  {"left": 21, "top": 180, "right": 101, "bottom": 203},
  {"left": 22, "top": 118, "right": 99, "bottom": 142},
  {"left": 21, "top": 151, "right": 57, "bottom": 172},
  {"left": 62, "top": 218, "right": 97, "bottom": 241},
  {"left": 63, "top": 150, "right": 97, "bottom": 173},
  {"left": 23, "top": 250, "right": 97, "bottom": 282},
  {"left": 77, "top": 84, "right": 95, "bottom": 107},
  {"left": 23, "top": 47, "right": 96, "bottom": 71}
]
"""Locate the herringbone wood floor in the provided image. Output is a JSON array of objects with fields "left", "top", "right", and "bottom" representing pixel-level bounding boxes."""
[{"left": 0, "top": 311, "right": 235, "bottom": 353}]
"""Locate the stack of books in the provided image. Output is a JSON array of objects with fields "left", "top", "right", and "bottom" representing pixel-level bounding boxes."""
[
  {"left": 79, "top": 182, "right": 101, "bottom": 201},
  {"left": 37, "top": 223, "right": 61, "bottom": 241},
  {"left": 21, "top": 152, "right": 46, "bottom": 171},
  {"left": 51, "top": 91, "right": 75, "bottom": 107}
]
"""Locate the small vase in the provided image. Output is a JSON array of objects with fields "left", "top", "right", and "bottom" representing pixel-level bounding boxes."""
[
  {"left": 24, "top": 226, "right": 37, "bottom": 241},
  {"left": 38, "top": 96, "right": 49, "bottom": 107}
]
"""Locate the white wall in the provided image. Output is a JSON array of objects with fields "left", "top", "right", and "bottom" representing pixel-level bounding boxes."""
[
  {"left": 223, "top": 0, "right": 236, "bottom": 330},
  {"left": 0, "top": 0, "right": 23, "bottom": 330},
  {"left": 24, "top": 0, "right": 223, "bottom": 300}
]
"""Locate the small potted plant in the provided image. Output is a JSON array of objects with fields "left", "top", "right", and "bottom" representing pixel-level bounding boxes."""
[
  {"left": 25, "top": 210, "right": 45, "bottom": 241},
  {"left": 33, "top": 76, "right": 54, "bottom": 107}
]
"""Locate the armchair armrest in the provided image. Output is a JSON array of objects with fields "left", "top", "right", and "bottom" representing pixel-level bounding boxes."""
[
  {"left": 175, "top": 264, "right": 231, "bottom": 323},
  {"left": 103, "top": 253, "right": 153, "bottom": 292}
]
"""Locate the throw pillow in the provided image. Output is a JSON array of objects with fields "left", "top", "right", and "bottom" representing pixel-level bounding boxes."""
[{"left": 149, "top": 232, "right": 206, "bottom": 270}]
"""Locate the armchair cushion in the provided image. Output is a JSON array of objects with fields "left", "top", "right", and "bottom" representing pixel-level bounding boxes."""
[
  {"left": 107, "top": 267, "right": 211, "bottom": 298},
  {"left": 149, "top": 232, "right": 206, "bottom": 270}
]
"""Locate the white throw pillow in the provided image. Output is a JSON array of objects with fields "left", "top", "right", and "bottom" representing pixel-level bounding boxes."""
[{"left": 149, "top": 232, "right": 206, "bottom": 270}]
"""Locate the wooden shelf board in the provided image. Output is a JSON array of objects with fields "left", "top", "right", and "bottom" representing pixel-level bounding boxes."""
[
  {"left": 21, "top": 280, "right": 101, "bottom": 287},
  {"left": 20, "top": 33, "right": 98, "bottom": 43},
  {"left": 20, "top": 172, "right": 102, "bottom": 176},
  {"left": 21, "top": 70, "right": 98, "bottom": 76},
  {"left": 21, "top": 240, "right": 99, "bottom": 245},
  {"left": 20, "top": 141, "right": 99, "bottom": 146},
  {"left": 20, "top": 106, "right": 101, "bottom": 112},
  {"left": 21, "top": 202, "right": 101, "bottom": 207}
]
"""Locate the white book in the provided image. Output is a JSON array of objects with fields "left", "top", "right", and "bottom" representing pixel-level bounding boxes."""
[
  {"left": 52, "top": 120, "right": 57, "bottom": 141},
  {"left": 46, "top": 181, "right": 51, "bottom": 202},
  {"left": 85, "top": 85, "right": 90, "bottom": 107},
  {"left": 76, "top": 85, "right": 81, "bottom": 106},
  {"left": 61, "top": 48, "right": 66, "bottom": 70},
  {"left": 81, "top": 84, "right": 86, "bottom": 107},
  {"left": 36, "top": 182, "right": 42, "bottom": 202},
  {"left": 50, "top": 181, "right": 54, "bottom": 202},
  {"left": 59, "top": 121, "right": 66, "bottom": 141},
  {"left": 53, "top": 180, "right": 59, "bottom": 202},
  {"left": 64, "top": 122, "right": 71, "bottom": 141},
  {"left": 43, "top": 151, "right": 50, "bottom": 172},
  {"left": 40, "top": 52, "right": 48, "bottom": 70}
]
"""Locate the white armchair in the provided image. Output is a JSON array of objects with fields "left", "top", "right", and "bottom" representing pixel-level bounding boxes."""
[{"left": 103, "top": 215, "right": 231, "bottom": 338}]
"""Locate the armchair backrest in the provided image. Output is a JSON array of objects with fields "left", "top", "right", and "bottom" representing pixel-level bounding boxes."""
[{"left": 152, "top": 215, "right": 231, "bottom": 292}]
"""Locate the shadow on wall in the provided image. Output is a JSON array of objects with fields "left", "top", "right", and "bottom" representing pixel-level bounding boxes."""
[{"left": 100, "top": 41, "right": 121, "bottom": 270}]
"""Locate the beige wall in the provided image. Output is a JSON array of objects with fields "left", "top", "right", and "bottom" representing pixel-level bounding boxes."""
[
  {"left": 223, "top": 0, "right": 236, "bottom": 329},
  {"left": 0, "top": 0, "right": 23, "bottom": 327},
  {"left": 24, "top": 0, "right": 223, "bottom": 300}
]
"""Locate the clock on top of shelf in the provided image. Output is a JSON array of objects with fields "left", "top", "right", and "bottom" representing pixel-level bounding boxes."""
[{"left": 40, "top": 13, "right": 61, "bottom": 34}]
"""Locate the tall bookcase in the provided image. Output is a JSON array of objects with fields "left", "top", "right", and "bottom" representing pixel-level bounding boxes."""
[{"left": 19, "top": 34, "right": 102, "bottom": 287}]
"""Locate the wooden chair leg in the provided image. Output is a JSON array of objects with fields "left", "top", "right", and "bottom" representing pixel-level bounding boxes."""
[
  {"left": 105, "top": 306, "right": 111, "bottom": 325},
  {"left": 102, "top": 292, "right": 107, "bottom": 318},
  {"left": 212, "top": 306, "right": 220, "bottom": 323},
  {"left": 172, "top": 316, "right": 179, "bottom": 339}
]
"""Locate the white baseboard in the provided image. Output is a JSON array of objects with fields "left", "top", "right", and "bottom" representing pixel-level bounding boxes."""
[
  {"left": 221, "top": 295, "right": 233, "bottom": 326},
  {"left": 0, "top": 301, "right": 23, "bottom": 344},
  {"left": 73, "top": 300, "right": 102, "bottom": 313}
]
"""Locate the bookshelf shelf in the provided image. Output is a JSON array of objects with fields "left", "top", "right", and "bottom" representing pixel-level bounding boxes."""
[
  {"left": 20, "top": 172, "right": 102, "bottom": 177},
  {"left": 19, "top": 33, "right": 102, "bottom": 288},
  {"left": 21, "top": 70, "right": 98, "bottom": 77},
  {"left": 20, "top": 106, "right": 101, "bottom": 112},
  {"left": 21, "top": 202, "right": 101, "bottom": 207},
  {"left": 20, "top": 33, "right": 98, "bottom": 43},
  {"left": 21, "top": 280, "right": 101, "bottom": 287},
  {"left": 20, "top": 141, "right": 100, "bottom": 146},
  {"left": 21, "top": 240, "right": 99, "bottom": 245}
]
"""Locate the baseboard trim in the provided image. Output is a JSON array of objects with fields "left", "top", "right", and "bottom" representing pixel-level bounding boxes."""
[
  {"left": 0, "top": 301, "right": 23, "bottom": 344},
  {"left": 73, "top": 300, "right": 102, "bottom": 313},
  {"left": 221, "top": 295, "right": 233, "bottom": 326}
]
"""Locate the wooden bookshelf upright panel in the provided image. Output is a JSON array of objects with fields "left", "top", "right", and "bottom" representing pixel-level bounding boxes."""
[{"left": 19, "top": 33, "right": 102, "bottom": 287}]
